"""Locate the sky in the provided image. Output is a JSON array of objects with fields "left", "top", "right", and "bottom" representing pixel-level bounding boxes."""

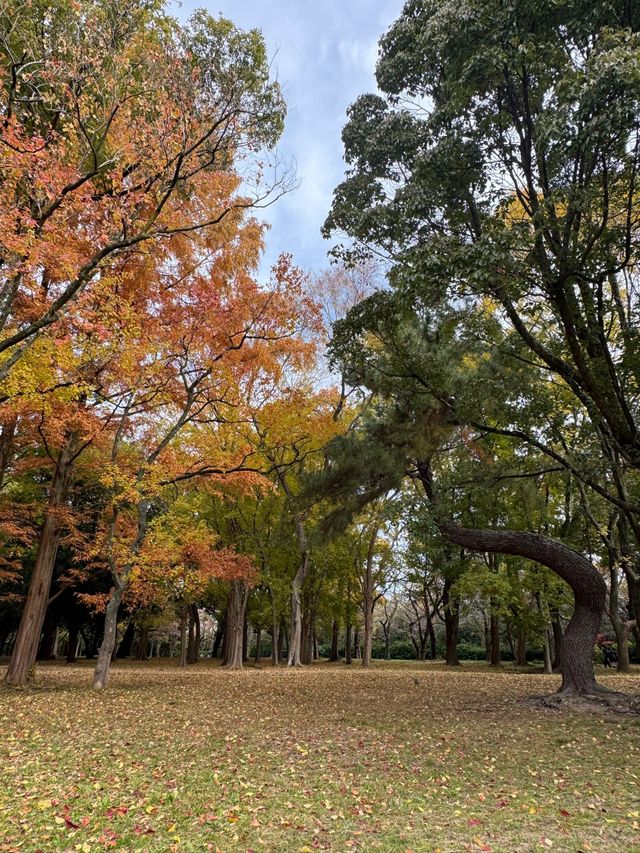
[{"left": 177, "top": 0, "right": 405, "bottom": 277}]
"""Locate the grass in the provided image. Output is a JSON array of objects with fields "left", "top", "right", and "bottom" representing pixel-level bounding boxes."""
[{"left": 0, "top": 659, "right": 639, "bottom": 853}]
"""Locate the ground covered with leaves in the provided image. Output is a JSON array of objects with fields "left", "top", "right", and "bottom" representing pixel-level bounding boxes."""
[{"left": 0, "top": 661, "right": 639, "bottom": 853}]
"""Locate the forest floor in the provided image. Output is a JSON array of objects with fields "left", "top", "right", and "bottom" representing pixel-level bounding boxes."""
[{"left": 0, "top": 660, "right": 639, "bottom": 853}]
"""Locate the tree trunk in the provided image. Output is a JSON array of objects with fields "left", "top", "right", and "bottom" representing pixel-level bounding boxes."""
[
  {"left": 490, "top": 607, "right": 501, "bottom": 667},
  {"left": 136, "top": 624, "right": 149, "bottom": 661},
  {"left": 211, "top": 612, "right": 225, "bottom": 658},
  {"left": 353, "top": 626, "right": 360, "bottom": 659},
  {"left": 443, "top": 577, "right": 460, "bottom": 666},
  {"left": 439, "top": 522, "right": 606, "bottom": 695},
  {"left": 93, "top": 581, "right": 124, "bottom": 689},
  {"left": 224, "top": 580, "right": 248, "bottom": 669},
  {"left": 187, "top": 604, "right": 200, "bottom": 664},
  {"left": 254, "top": 627, "right": 262, "bottom": 664},
  {"left": 330, "top": 619, "right": 340, "bottom": 662},
  {"left": 268, "top": 587, "right": 279, "bottom": 666},
  {"left": 288, "top": 549, "right": 309, "bottom": 666},
  {"left": 550, "top": 612, "right": 563, "bottom": 672},
  {"left": 426, "top": 608, "right": 437, "bottom": 660},
  {"left": 66, "top": 624, "right": 79, "bottom": 663},
  {"left": 278, "top": 617, "right": 286, "bottom": 662},
  {"left": 515, "top": 626, "right": 527, "bottom": 667},
  {"left": 4, "top": 433, "right": 78, "bottom": 685},
  {"left": 93, "top": 500, "right": 150, "bottom": 689},
  {"left": 179, "top": 607, "right": 188, "bottom": 667},
  {"left": 38, "top": 612, "right": 58, "bottom": 661},
  {"left": 117, "top": 620, "right": 135, "bottom": 658},
  {"left": 345, "top": 622, "right": 352, "bottom": 665},
  {"left": 362, "top": 595, "right": 373, "bottom": 668}
]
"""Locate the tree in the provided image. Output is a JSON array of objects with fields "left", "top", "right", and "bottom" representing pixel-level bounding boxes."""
[
  {"left": 322, "top": 0, "right": 640, "bottom": 697},
  {"left": 0, "top": 0, "right": 287, "bottom": 380}
]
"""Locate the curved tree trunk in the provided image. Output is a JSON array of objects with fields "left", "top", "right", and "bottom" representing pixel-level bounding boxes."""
[{"left": 440, "top": 523, "right": 606, "bottom": 695}]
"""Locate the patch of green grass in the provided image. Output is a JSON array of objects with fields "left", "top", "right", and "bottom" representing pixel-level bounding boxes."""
[{"left": 0, "top": 660, "right": 639, "bottom": 852}]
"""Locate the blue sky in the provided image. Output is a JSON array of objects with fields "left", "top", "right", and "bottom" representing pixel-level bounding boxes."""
[{"left": 177, "top": 0, "right": 405, "bottom": 276}]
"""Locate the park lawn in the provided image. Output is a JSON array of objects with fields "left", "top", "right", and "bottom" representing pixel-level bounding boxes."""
[{"left": 0, "top": 661, "right": 639, "bottom": 853}]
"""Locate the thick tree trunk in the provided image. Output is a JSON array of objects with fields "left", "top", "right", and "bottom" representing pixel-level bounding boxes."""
[
  {"left": 345, "top": 622, "right": 352, "bottom": 665},
  {"left": 117, "top": 620, "right": 135, "bottom": 658},
  {"left": 440, "top": 523, "right": 606, "bottom": 695},
  {"left": 136, "top": 624, "right": 149, "bottom": 661},
  {"left": 66, "top": 624, "right": 79, "bottom": 663},
  {"left": 4, "top": 433, "right": 78, "bottom": 685},
  {"left": 224, "top": 580, "right": 248, "bottom": 670}
]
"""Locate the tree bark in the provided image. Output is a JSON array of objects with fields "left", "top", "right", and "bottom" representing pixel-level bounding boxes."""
[
  {"left": 187, "top": 604, "right": 200, "bottom": 664},
  {"left": 179, "top": 607, "right": 188, "bottom": 667},
  {"left": 490, "top": 606, "right": 501, "bottom": 667},
  {"left": 4, "top": 433, "right": 79, "bottom": 685},
  {"left": 254, "top": 627, "right": 262, "bottom": 664},
  {"left": 211, "top": 612, "right": 225, "bottom": 658},
  {"left": 223, "top": 580, "right": 248, "bottom": 669},
  {"left": 93, "top": 581, "right": 124, "bottom": 689},
  {"left": 443, "top": 577, "right": 460, "bottom": 666},
  {"left": 345, "top": 622, "right": 352, "bottom": 665},
  {"left": 440, "top": 522, "right": 606, "bottom": 695},
  {"left": 66, "top": 624, "right": 79, "bottom": 663},
  {"left": 287, "top": 510, "right": 310, "bottom": 666},
  {"left": 117, "top": 620, "right": 135, "bottom": 658},
  {"left": 136, "top": 624, "right": 149, "bottom": 661},
  {"left": 93, "top": 500, "right": 150, "bottom": 689},
  {"left": 330, "top": 619, "right": 340, "bottom": 662}
]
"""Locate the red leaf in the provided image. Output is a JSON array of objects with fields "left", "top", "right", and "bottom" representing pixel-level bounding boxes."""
[
  {"left": 559, "top": 808, "right": 571, "bottom": 817},
  {"left": 468, "top": 818, "right": 482, "bottom": 827}
]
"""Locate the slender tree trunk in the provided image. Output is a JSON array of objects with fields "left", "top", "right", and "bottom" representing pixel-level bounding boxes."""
[
  {"left": 288, "top": 547, "right": 309, "bottom": 666},
  {"left": 426, "top": 609, "right": 437, "bottom": 660},
  {"left": 38, "top": 612, "right": 57, "bottom": 661},
  {"left": 330, "top": 619, "right": 340, "bottom": 662},
  {"left": 66, "top": 624, "right": 79, "bottom": 663},
  {"left": 187, "top": 605, "right": 200, "bottom": 664},
  {"left": 268, "top": 587, "right": 279, "bottom": 666},
  {"left": 93, "top": 582, "right": 124, "bottom": 689},
  {"left": 551, "top": 612, "right": 563, "bottom": 672},
  {"left": 345, "top": 622, "right": 352, "bottom": 665},
  {"left": 4, "top": 433, "right": 79, "bottom": 685},
  {"left": 254, "top": 627, "right": 262, "bottom": 664},
  {"left": 278, "top": 617, "right": 286, "bottom": 662},
  {"left": 212, "top": 612, "right": 225, "bottom": 659},
  {"left": 179, "top": 607, "right": 188, "bottom": 667},
  {"left": 490, "top": 607, "right": 501, "bottom": 667},
  {"left": 362, "top": 595, "right": 373, "bottom": 668},
  {"left": 353, "top": 626, "right": 360, "bottom": 659},
  {"left": 443, "top": 578, "right": 460, "bottom": 666},
  {"left": 439, "top": 522, "right": 606, "bottom": 695},
  {"left": 224, "top": 580, "right": 248, "bottom": 670}
]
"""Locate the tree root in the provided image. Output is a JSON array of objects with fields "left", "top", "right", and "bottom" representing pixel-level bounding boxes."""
[{"left": 532, "top": 688, "right": 640, "bottom": 716}]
